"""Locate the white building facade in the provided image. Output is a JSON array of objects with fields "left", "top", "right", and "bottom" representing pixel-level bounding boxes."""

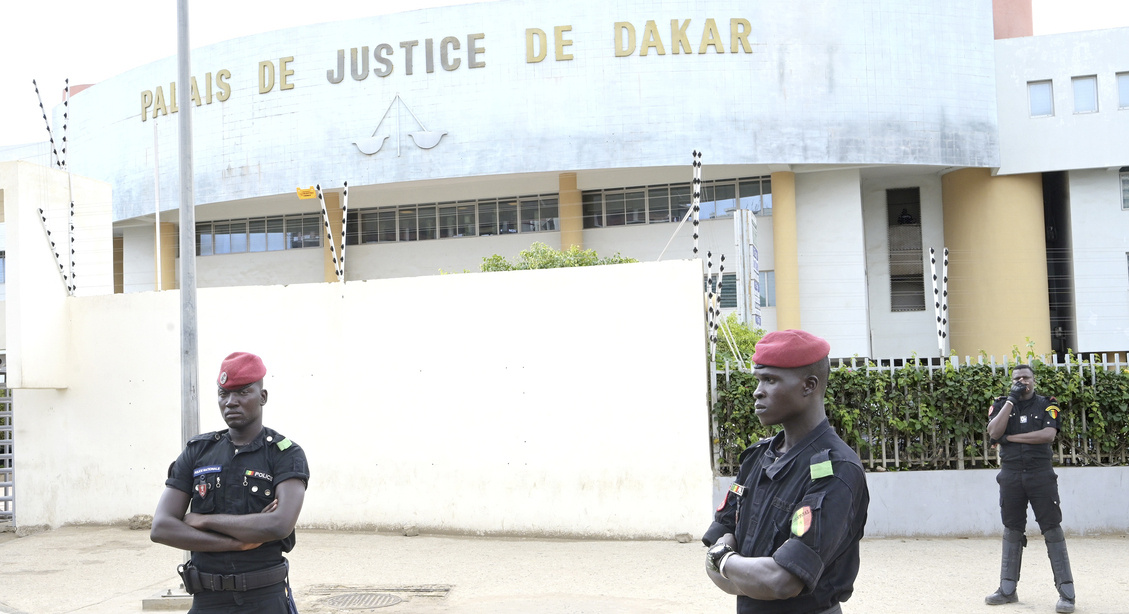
[{"left": 2, "top": 0, "right": 1127, "bottom": 360}]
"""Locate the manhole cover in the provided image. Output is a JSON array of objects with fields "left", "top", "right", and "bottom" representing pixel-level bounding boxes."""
[{"left": 319, "top": 592, "right": 403, "bottom": 609}]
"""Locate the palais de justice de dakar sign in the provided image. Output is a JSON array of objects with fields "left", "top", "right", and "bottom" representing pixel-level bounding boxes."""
[{"left": 139, "top": 18, "right": 760, "bottom": 121}]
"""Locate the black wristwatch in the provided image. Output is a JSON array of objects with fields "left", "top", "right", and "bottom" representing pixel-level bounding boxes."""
[{"left": 706, "top": 542, "right": 736, "bottom": 573}]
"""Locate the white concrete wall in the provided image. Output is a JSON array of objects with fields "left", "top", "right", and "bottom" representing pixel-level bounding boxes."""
[
  {"left": 121, "top": 225, "right": 155, "bottom": 293},
  {"left": 861, "top": 171, "right": 947, "bottom": 357},
  {"left": 996, "top": 27, "right": 1129, "bottom": 175},
  {"left": 717, "top": 467, "right": 1129, "bottom": 537},
  {"left": 1067, "top": 169, "right": 1129, "bottom": 352},
  {"left": 56, "top": 0, "right": 997, "bottom": 222},
  {"left": 0, "top": 161, "right": 114, "bottom": 388},
  {"left": 11, "top": 259, "right": 714, "bottom": 538},
  {"left": 796, "top": 169, "right": 871, "bottom": 358}
]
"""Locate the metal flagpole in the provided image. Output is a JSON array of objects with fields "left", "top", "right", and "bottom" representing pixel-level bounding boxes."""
[{"left": 177, "top": 0, "right": 200, "bottom": 448}]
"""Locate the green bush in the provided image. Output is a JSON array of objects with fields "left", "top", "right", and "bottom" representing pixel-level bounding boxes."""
[
  {"left": 712, "top": 313, "right": 766, "bottom": 369},
  {"left": 712, "top": 354, "right": 1129, "bottom": 475},
  {"left": 480, "top": 242, "right": 637, "bottom": 271}
]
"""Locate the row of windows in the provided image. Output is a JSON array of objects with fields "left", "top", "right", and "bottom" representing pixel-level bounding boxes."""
[
  {"left": 195, "top": 177, "right": 773, "bottom": 253},
  {"left": 197, "top": 214, "right": 322, "bottom": 256},
  {"left": 344, "top": 196, "right": 560, "bottom": 244},
  {"left": 582, "top": 177, "right": 772, "bottom": 229},
  {"left": 1027, "top": 72, "right": 1129, "bottom": 117}
]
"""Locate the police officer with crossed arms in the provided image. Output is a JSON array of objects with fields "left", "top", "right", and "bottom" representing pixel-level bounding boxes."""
[
  {"left": 703, "top": 330, "right": 869, "bottom": 614},
  {"left": 151, "top": 352, "right": 309, "bottom": 613}
]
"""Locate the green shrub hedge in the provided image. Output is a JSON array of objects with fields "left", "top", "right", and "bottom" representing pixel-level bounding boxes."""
[{"left": 712, "top": 355, "right": 1129, "bottom": 475}]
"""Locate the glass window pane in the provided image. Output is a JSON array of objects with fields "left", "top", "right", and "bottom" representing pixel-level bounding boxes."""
[
  {"left": 761, "top": 179, "right": 773, "bottom": 216},
  {"left": 344, "top": 214, "right": 359, "bottom": 246},
  {"left": 739, "top": 179, "right": 762, "bottom": 212},
  {"left": 670, "top": 186, "right": 691, "bottom": 222},
  {"left": 266, "top": 218, "right": 285, "bottom": 251},
  {"left": 213, "top": 222, "right": 232, "bottom": 254},
  {"left": 714, "top": 183, "right": 737, "bottom": 218},
  {"left": 582, "top": 192, "right": 603, "bottom": 228},
  {"left": 498, "top": 200, "right": 518, "bottom": 234},
  {"left": 1073, "top": 75, "right": 1097, "bottom": 113},
  {"left": 439, "top": 205, "right": 458, "bottom": 238},
  {"left": 624, "top": 190, "right": 645, "bottom": 224},
  {"left": 458, "top": 204, "right": 477, "bottom": 237},
  {"left": 520, "top": 198, "right": 540, "bottom": 232},
  {"left": 540, "top": 197, "right": 558, "bottom": 230},
  {"left": 1119, "top": 73, "right": 1129, "bottom": 109},
  {"left": 1121, "top": 169, "right": 1129, "bottom": 210},
  {"left": 197, "top": 223, "right": 213, "bottom": 256},
  {"left": 478, "top": 200, "right": 498, "bottom": 236},
  {"left": 418, "top": 206, "right": 437, "bottom": 240},
  {"left": 699, "top": 185, "right": 718, "bottom": 219},
  {"left": 359, "top": 212, "right": 379, "bottom": 244},
  {"left": 1029, "top": 80, "right": 1053, "bottom": 117},
  {"left": 648, "top": 188, "right": 670, "bottom": 223},
  {"left": 377, "top": 210, "right": 397, "bottom": 242},
  {"left": 759, "top": 270, "right": 776, "bottom": 307},
  {"left": 228, "top": 221, "right": 248, "bottom": 253},
  {"left": 399, "top": 207, "right": 418, "bottom": 241},
  {"left": 249, "top": 219, "right": 266, "bottom": 252},
  {"left": 302, "top": 215, "right": 321, "bottom": 249},
  {"left": 605, "top": 192, "right": 626, "bottom": 226}
]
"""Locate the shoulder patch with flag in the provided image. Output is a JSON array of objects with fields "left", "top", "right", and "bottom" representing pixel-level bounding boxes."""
[{"left": 1047, "top": 405, "right": 1059, "bottom": 420}]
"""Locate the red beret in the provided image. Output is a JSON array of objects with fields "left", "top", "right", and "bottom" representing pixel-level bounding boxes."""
[
  {"left": 751, "top": 330, "right": 830, "bottom": 368},
  {"left": 217, "top": 352, "right": 266, "bottom": 390}
]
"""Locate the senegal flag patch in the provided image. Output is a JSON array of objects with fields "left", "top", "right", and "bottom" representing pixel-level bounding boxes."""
[
  {"left": 1047, "top": 406, "right": 1059, "bottom": 420},
  {"left": 791, "top": 506, "right": 813, "bottom": 536}
]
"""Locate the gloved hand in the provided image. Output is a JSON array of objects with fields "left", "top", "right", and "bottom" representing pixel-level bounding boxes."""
[{"left": 1007, "top": 381, "right": 1026, "bottom": 404}]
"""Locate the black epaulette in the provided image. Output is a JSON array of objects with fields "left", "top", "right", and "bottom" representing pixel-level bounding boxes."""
[
  {"left": 737, "top": 437, "right": 773, "bottom": 464},
  {"left": 187, "top": 430, "right": 226, "bottom": 445}
]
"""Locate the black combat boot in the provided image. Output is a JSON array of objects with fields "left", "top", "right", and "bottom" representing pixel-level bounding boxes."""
[
  {"left": 985, "top": 528, "right": 1025, "bottom": 605},
  {"left": 1044, "top": 527, "right": 1075, "bottom": 613}
]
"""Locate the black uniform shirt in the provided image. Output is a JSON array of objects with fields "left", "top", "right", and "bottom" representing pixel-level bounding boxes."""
[
  {"left": 990, "top": 393, "right": 1061, "bottom": 471},
  {"left": 166, "top": 426, "right": 309, "bottom": 574},
  {"left": 704, "top": 420, "right": 869, "bottom": 614}
]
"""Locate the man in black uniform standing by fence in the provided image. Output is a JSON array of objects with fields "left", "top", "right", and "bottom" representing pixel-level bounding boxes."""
[
  {"left": 703, "top": 329, "right": 869, "bottom": 614},
  {"left": 151, "top": 352, "right": 309, "bottom": 613},
  {"left": 985, "top": 363, "right": 1075, "bottom": 613}
]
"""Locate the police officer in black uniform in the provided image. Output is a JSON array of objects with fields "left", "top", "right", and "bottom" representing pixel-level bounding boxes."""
[
  {"left": 985, "top": 364, "right": 1075, "bottom": 613},
  {"left": 703, "top": 330, "right": 869, "bottom": 614},
  {"left": 151, "top": 352, "right": 309, "bottom": 613}
]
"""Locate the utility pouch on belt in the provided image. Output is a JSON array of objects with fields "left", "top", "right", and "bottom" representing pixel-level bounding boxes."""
[{"left": 177, "top": 560, "right": 289, "bottom": 594}]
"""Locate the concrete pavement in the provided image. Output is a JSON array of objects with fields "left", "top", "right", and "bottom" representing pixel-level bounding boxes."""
[{"left": 1, "top": 525, "right": 1128, "bottom": 613}]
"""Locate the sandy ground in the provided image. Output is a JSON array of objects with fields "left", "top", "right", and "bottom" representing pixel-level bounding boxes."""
[{"left": 0, "top": 526, "right": 1127, "bottom": 613}]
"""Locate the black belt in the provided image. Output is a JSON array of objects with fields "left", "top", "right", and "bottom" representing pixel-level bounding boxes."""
[{"left": 178, "top": 561, "right": 288, "bottom": 594}]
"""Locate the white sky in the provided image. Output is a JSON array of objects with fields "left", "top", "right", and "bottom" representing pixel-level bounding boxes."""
[{"left": 1, "top": 0, "right": 1127, "bottom": 147}]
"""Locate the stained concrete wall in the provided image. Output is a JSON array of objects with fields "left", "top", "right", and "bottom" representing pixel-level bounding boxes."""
[{"left": 9, "top": 257, "right": 714, "bottom": 538}]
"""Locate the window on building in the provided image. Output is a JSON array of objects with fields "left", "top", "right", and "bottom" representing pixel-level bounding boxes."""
[
  {"left": 196, "top": 214, "right": 320, "bottom": 256},
  {"left": 887, "top": 188, "right": 926, "bottom": 311},
  {"left": 739, "top": 177, "right": 773, "bottom": 215},
  {"left": 0, "top": 251, "right": 6, "bottom": 285},
  {"left": 1122, "top": 167, "right": 1129, "bottom": 210},
  {"left": 1119, "top": 73, "right": 1129, "bottom": 109},
  {"left": 1028, "top": 80, "right": 1054, "bottom": 117},
  {"left": 704, "top": 272, "right": 738, "bottom": 309},
  {"left": 581, "top": 176, "right": 769, "bottom": 228},
  {"left": 758, "top": 270, "right": 775, "bottom": 308},
  {"left": 1072, "top": 75, "right": 1098, "bottom": 113}
]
